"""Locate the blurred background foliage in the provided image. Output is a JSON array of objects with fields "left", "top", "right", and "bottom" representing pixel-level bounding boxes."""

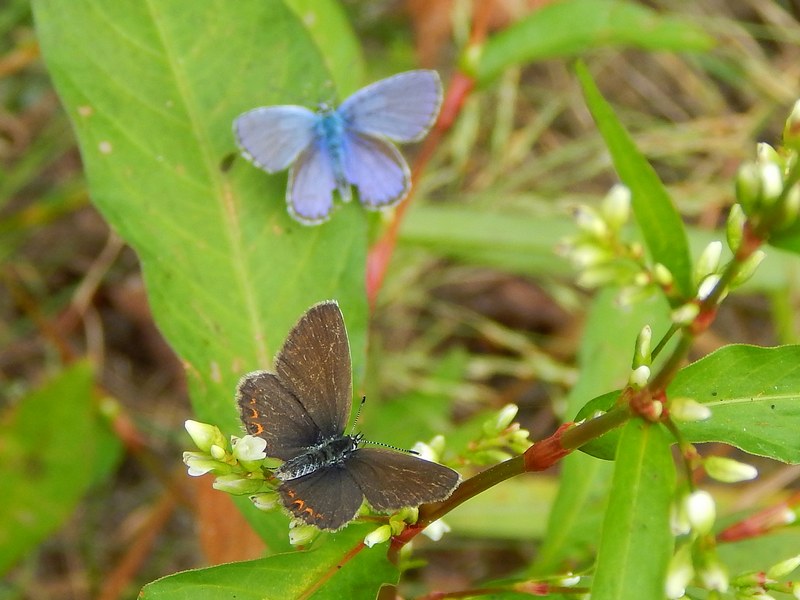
[{"left": 3, "top": 0, "right": 800, "bottom": 598}]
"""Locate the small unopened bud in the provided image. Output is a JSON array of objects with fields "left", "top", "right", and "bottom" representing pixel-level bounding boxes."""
[
  {"left": 760, "top": 162, "right": 784, "bottom": 205},
  {"left": 629, "top": 365, "right": 651, "bottom": 390},
  {"left": 484, "top": 404, "right": 518, "bottom": 435},
  {"left": 364, "top": 525, "right": 393, "bottom": 548},
  {"left": 695, "top": 241, "right": 723, "bottom": 283},
  {"left": 250, "top": 491, "right": 279, "bottom": 512},
  {"left": 784, "top": 100, "right": 800, "bottom": 149},
  {"left": 210, "top": 444, "right": 227, "bottom": 460},
  {"left": 288, "top": 521, "right": 317, "bottom": 545},
  {"left": 559, "top": 574, "right": 580, "bottom": 587},
  {"left": 699, "top": 560, "right": 729, "bottom": 592},
  {"left": 601, "top": 184, "right": 632, "bottom": 231},
  {"left": 767, "top": 554, "right": 800, "bottom": 579},
  {"left": 726, "top": 204, "right": 746, "bottom": 253},
  {"left": 422, "top": 519, "right": 451, "bottom": 542},
  {"left": 213, "top": 473, "right": 264, "bottom": 495},
  {"left": 793, "top": 581, "right": 800, "bottom": 600},
  {"left": 665, "top": 544, "right": 693, "bottom": 599},
  {"left": 779, "top": 184, "right": 800, "bottom": 229},
  {"left": 736, "top": 162, "right": 762, "bottom": 212},
  {"left": 185, "top": 420, "right": 227, "bottom": 453},
  {"left": 653, "top": 263, "right": 674, "bottom": 288},
  {"left": 697, "top": 274, "right": 722, "bottom": 301},
  {"left": 574, "top": 205, "right": 608, "bottom": 239},
  {"left": 671, "top": 303, "right": 700, "bottom": 327},
  {"left": 704, "top": 456, "right": 758, "bottom": 483},
  {"left": 633, "top": 325, "right": 652, "bottom": 369},
  {"left": 670, "top": 397, "right": 711, "bottom": 422},
  {"left": 686, "top": 490, "right": 716, "bottom": 535},
  {"left": 757, "top": 142, "right": 781, "bottom": 165},
  {"left": 732, "top": 250, "right": 766, "bottom": 287}
]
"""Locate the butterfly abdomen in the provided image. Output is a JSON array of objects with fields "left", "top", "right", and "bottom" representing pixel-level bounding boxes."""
[
  {"left": 314, "top": 111, "right": 352, "bottom": 202},
  {"left": 275, "top": 434, "right": 358, "bottom": 481}
]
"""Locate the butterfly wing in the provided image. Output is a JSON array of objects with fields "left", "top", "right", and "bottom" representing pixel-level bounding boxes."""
[
  {"left": 345, "top": 448, "right": 460, "bottom": 512},
  {"left": 286, "top": 142, "right": 338, "bottom": 224},
  {"left": 343, "top": 132, "right": 411, "bottom": 209},
  {"left": 236, "top": 371, "right": 322, "bottom": 460},
  {"left": 274, "top": 301, "right": 352, "bottom": 438},
  {"left": 338, "top": 70, "right": 443, "bottom": 143},
  {"left": 234, "top": 106, "right": 318, "bottom": 172},
  {"left": 279, "top": 466, "right": 364, "bottom": 531}
]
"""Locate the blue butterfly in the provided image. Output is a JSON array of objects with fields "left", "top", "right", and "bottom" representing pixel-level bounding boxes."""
[{"left": 234, "top": 70, "right": 443, "bottom": 225}]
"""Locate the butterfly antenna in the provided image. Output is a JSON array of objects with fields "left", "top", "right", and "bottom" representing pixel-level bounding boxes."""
[{"left": 351, "top": 396, "right": 419, "bottom": 455}]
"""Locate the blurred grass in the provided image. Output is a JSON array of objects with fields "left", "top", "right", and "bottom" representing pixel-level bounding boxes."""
[{"left": 3, "top": 0, "right": 800, "bottom": 597}]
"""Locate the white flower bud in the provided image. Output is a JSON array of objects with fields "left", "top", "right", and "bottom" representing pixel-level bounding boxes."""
[
  {"left": 695, "top": 241, "right": 723, "bottom": 283},
  {"left": 665, "top": 544, "right": 693, "bottom": 599},
  {"left": 212, "top": 473, "right": 264, "bottom": 495},
  {"left": 697, "top": 274, "right": 721, "bottom": 301},
  {"left": 422, "top": 519, "right": 451, "bottom": 541},
  {"left": 250, "top": 491, "right": 279, "bottom": 512},
  {"left": 670, "top": 397, "right": 711, "bottom": 422},
  {"left": 704, "top": 456, "right": 758, "bottom": 483},
  {"left": 671, "top": 303, "right": 700, "bottom": 327},
  {"left": 760, "top": 162, "right": 784, "bottom": 204},
  {"left": 686, "top": 490, "right": 716, "bottom": 535},
  {"left": 699, "top": 561, "right": 728, "bottom": 592},
  {"left": 232, "top": 434, "right": 268, "bottom": 462},
  {"left": 601, "top": 184, "right": 632, "bottom": 231}
]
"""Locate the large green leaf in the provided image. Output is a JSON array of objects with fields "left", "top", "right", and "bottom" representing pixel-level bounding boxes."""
[
  {"left": 576, "top": 61, "right": 694, "bottom": 299},
  {"left": 0, "top": 362, "right": 122, "bottom": 575},
  {"left": 32, "top": 0, "right": 368, "bottom": 549},
  {"left": 476, "top": 0, "right": 714, "bottom": 84},
  {"left": 577, "top": 344, "right": 800, "bottom": 462},
  {"left": 591, "top": 420, "right": 674, "bottom": 600},
  {"left": 141, "top": 523, "right": 397, "bottom": 600}
]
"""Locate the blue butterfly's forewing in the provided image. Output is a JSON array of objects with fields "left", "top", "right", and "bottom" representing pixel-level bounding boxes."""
[
  {"left": 342, "top": 131, "right": 410, "bottom": 209},
  {"left": 338, "top": 70, "right": 443, "bottom": 143},
  {"left": 234, "top": 106, "right": 317, "bottom": 172},
  {"left": 287, "top": 141, "right": 337, "bottom": 224}
]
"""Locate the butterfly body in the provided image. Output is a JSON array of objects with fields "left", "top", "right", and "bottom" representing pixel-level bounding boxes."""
[
  {"left": 274, "top": 434, "right": 359, "bottom": 481},
  {"left": 236, "top": 301, "right": 460, "bottom": 531},
  {"left": 234, "top": 70, "right": 443, "bottom": 224}
]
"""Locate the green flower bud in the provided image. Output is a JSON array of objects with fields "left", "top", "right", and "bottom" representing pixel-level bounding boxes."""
[
  {"left": 213, "top": 473, "right": 265, "bottom": 495},
  {"left": 288, "top": 521, "right": 318, "bottom": 546},
  {"left": 695, "top": 241, "right": 723, "bottom": 284},
  {"left": 183, "top": 451, "right": 231, "bottom": 477},
  {"left": 783, "top": 100, "right": 800, "bottom": 150},
  {"left": 484, "top": 404, "right": 518, "bottom": 435},
  {"left": 653, "top": 263, "right": 674, "bottom": 288},
  {"left": 364, "top": 525, "right": 393, "bottom": 548},
  {"left": 250, "top": 491, "right": 279, "bottom": 512},
  {"left": 778, "top": 184, "right": 800, "bottom": 229},
  {"left": 757, "top": 142, "right": 781, "bottom": 165},
  {"left": 574, "top": 205, "right": 608, "bottom": 239},
  {"left": 210, "top": 444, "right": 227, "bottom": 461},
  {"left": 731, "top": 251, "right": 766, "bottom": 287},
  {"left": 726, "top": 204, "right": 746, "bottom": 253},
  {"left": 704, "top": 456, "right": 758, "bottom": 483},
  {"left": 767, "top": 554, "right": 800, "bottom": 580},
  {"left": 671, "top": 303, "right": 700, "bottom": 327},
  {"left": 736, "top": 162, "right": 762, "bottom": 212},
  {"left": 185, "top": 420, "right": 227, "bottom": 453},
  {"left": 633, "top": 325, "right": 652, "bottom": 369}
]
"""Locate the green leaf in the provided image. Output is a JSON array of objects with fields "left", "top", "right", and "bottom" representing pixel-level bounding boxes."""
[
  {"left": 140, "top": 523, "right": 398, "bottom": 600},
  {"left": 32, "top": 0, "right": 368, "bottom": 549},
  {"left": 476, "top": 0, "right": 714, "bottom": 84},
  {"left": 0, "top": 362, "right": 122, "bottom": 575},
  {"left": 577, "top": 344, "right": 800, "bottom": 462},
  {"left": 675, "top": 344, "right": 800, "bottom": 463},
  {"left": 576, "top": 61, "right": 694, "bottom": 299},
  {"left": 591, "top": 420, "right": 674, "bottom": 600},
  {"left": 532, "top": 290, "right": 672, "bottom": 574}
]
